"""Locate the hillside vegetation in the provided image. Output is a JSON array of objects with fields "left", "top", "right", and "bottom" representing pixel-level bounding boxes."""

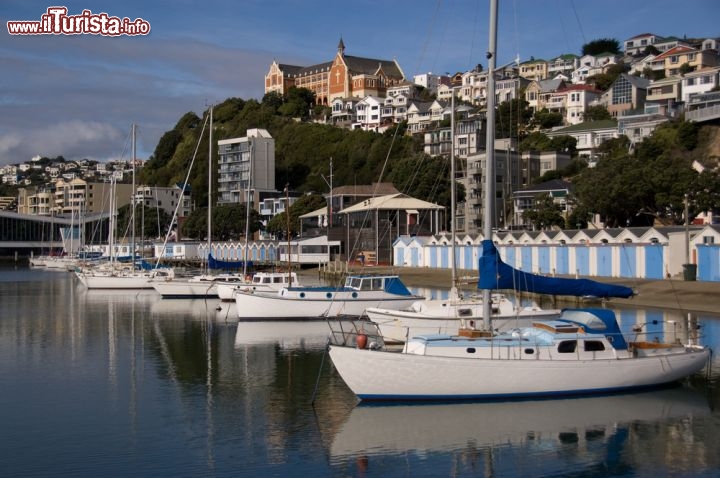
[
  {"left": 139, "top": 97, "right": 452, "bottom": 216},
  {"left": 139, "top": 94, "right": 720, "bottom": 235}
]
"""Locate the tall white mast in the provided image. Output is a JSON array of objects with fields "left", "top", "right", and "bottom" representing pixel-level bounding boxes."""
[
  {"left": 207, "top": 106, "right": 213, "bottom": 267},
  {"left": 131, "top": 123, "right": 136, "bottom": 267},
  {"left": 450, "top": 90, "right": 458, "bottom": 298},
  {"left": 482, "top": 0, "right": 499, "bottom": 328}
]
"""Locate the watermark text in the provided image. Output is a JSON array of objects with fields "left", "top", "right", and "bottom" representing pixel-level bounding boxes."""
[{"left": 7, "top": 7, "right": 151, "bottom": 36}]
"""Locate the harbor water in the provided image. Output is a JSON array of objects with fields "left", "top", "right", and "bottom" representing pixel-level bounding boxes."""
[{"left": 1, "top": 267, "right": 719, "bottom": 477}]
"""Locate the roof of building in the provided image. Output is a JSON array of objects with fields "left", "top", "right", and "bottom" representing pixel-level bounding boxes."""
[
  {"left": 340, "top": 193, "right": 444, "bottom": 214},
  {"left": 549, "top": 119, "right": 618, "bottom": 134},
  {"left": 328, "top": 183, "right": 399, "bottom": 197},
  {"left": 344, "top": 55, "right": 404, "bottom": 79},
  {"left": 514, "top": 179, "right": 572, "bottom": 197}
]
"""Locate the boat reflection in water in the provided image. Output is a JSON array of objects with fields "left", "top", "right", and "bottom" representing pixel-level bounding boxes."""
[
  {"left": 149, "top": 297, "right": 222, "bottom": 319},
  {"left": 330, "top": 387, "right": 711, "bottom": 474},
  {"left": 234, "top": 320, "right": 330, "bottom": 350}
]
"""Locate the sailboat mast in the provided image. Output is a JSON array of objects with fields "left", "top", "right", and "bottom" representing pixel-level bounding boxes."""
[
  {"left": 285, "top": 184, "right": 292, "bottom": 285},
  {"left": 243, "top": 140, "right": 253, "bottom": 277},
  {"left": 207, "top": 106, "right": 213, "bottom": 267},
  {"left": 482, "top": 0, "right": 499, "bottom": 327},
  {"left": 131, "top": 123, "right": 136, "bottom": 268},
  {"left": 450, "top": 91, "right": 457, "bottom": 295}
]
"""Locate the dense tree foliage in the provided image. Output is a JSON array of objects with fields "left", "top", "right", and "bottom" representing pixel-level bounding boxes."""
[
  {"left": 532, "top": 108, "right": 564, "bottom": 129},
  {"left": 522, "top": 194, "right": 566, "bottom": 230},
  {"left": 496, "top": 97, "right": 532, "bottom": 139},
  {"left": 519, "top": 132, "right": 577, "bottom": 154},
  {"left": 116, "top": 204, "right": 173, "bottom": 241},
  {"left": 571, "top": 121, "right": 715, "bottom": 227},
  {"left": 582, "top": 38, "right": 621, "bottom": 56},
  {"left": 583, "top": 105, "right": 612, "bottom": 122},
  {"left": 181, "top": 204, "right": 261, "bottom": 241}
]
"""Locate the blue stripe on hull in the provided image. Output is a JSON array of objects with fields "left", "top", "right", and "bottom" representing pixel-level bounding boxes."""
[{"left": 357, "top": 382, "right": 682, "bottom": 403}]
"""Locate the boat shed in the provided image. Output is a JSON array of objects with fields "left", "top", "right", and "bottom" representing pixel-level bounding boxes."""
[{"left": 338, "top": 193, "right": 444, "bottom": 265}]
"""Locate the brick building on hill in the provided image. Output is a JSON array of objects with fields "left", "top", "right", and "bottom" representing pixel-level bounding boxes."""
[{"left": 264, "top": 38, "right": 405, "bottom": 106}]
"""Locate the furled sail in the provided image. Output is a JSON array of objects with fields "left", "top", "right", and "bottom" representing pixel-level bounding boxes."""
[
  {"left": 208, "top": 253, "right": 252, "bottom": 271},
  {"left": 478, "top": 240, "right": 634, "bottom": 298}
]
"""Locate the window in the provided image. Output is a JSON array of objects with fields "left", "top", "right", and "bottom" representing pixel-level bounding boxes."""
[
  {"left": 584, "top": 340, "right": 605, "bottom": 352},
  {"left": 558, "top": 340, "right": 577, "bottom": 353}
]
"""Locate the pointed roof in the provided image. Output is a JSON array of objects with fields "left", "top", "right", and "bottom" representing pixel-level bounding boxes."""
[
  {"left": 654, "top": 44, "right": 698, "bottom": 60},
  {"left": 339, "top": 193, "right": 444, "bottom": 214},
  {"left": 329, "top": 183, "right": 399, "bottom": 197}
]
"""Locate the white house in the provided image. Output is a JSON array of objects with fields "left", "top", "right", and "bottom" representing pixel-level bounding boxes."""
[
  {"left": 562, "top": 85, "right": 602, "bottom": 125},
  {"left": 353, "top": 96, "right": 384, "bottom": 132},
  {"left": 624, "top": 33, "right": 661, "bottom": 56},
  {"left": 682, "top": 66, "right": 720, "bottom": 104}
]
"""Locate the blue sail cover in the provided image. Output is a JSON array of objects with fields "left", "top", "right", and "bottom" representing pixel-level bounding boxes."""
[
  {"left": 478, "top": 240, "right": 634, "bottom": 299},
  {"left": 208, "top": 253, "right": 252, "bottom": 271}
]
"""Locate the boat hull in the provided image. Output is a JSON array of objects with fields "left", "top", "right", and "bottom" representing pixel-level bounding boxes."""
[
  {"left": 328, "top": 344, "right": 710, "bottom": 401},
  {"left": 75, "top": 271, "right": 155, "bottom": 289},
  {"left": 235, "top": 289, "right": 420, "bottom": 321},
  {"left": 152, "top": 280, "right": 219, "bottom": 298}
]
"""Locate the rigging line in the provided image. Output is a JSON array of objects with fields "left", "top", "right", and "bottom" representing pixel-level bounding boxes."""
[
  {"left": 413, "top": 0, "right": 443, "bottom": 76},
  {"left": 155, "top": 109, "right": 210, "bottom": 268},
  {"left": 466, "top": 0, "right": 480, "bottom": 72},
  {"left": 430, "top": 0, "right": 453, "bottom": 73},
  {"left": 555, "top": 0, "right": 572, "bottom": 55},
  {"left": 569, "top": 0, "right": 586, "bottom": 46},
  {"left": 512, "top": 0, "right": 521, "bottom": 63}
]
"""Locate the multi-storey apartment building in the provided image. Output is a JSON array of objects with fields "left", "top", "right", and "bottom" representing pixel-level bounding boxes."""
[{"left": 217, "top": 129, "right": 275, "bottom": 207}]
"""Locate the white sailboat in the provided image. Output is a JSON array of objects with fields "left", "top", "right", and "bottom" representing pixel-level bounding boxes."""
[
  {"left": 327, "top": 0, "right": 711, "bottom": 402},
  {"left": 152, "top": 105, "right": 244, "bottom": 298},
  {"left": 365, "top": 91, "right": 558, "bottom": 342},
  {"left": 216, "top": 270, "right": 301, "bottom": 301},
  {"left": 234, "top": 273, "right": 423, "bottom": 321},
  {"left": 76, "top": 124, "right": 172, "bottom": 289}
]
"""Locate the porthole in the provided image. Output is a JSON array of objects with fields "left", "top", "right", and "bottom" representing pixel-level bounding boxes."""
[
  {"left": 326, "top": 292, "right": 333, "bottom": 299},
  {"left": 352, "top": 292, "right": 358, "bottom": 298},
  {"left": 466, "top": 347, "right": 476, "bottom": 354},
  {"left": 524, "top": 348, "right": 534, "bottom": 354},
  {"left": 299, "top": 292, "right": 305, "bottom": 298}
]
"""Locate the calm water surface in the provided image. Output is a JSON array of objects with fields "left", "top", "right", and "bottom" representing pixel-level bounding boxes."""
[{"left": 1, "top": 267, "right": 719, "bottom": 477}]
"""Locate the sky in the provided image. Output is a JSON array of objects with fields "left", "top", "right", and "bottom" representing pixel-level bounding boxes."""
[{"left": 1, "top": 0, "right": 718, "bottom": 167}]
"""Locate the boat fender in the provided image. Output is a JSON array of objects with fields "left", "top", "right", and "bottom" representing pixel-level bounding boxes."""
[{"left": 356, "top": 334, "right": 368, "bottom": 349}]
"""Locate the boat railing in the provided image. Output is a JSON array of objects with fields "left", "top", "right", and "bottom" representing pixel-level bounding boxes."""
[{"left": 327, "top": 319, "right": 386, "bottom": 350}]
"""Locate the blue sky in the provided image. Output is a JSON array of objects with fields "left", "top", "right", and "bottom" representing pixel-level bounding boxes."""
[{"left": 1, "top": 0, "right": 718, "bottom": 166}]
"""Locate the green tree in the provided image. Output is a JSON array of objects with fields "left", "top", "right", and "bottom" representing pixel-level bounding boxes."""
[
  {"left": 265, "top": 193, "right": 326, "bottom": 238},
  {"left": 496, "top": 97, "right": 532, "bottom": 138},
  {"left": 582, "top": 38, "right": 621, "bottom": 56},
  {"left": 584, "top": 105, "right": 611, "bottom": 122},
  {"left": 278, "top": 87, "right": 316, "bottom": 119},
  {"left": 520, "top": 131, "right": 553, "bottom": 152},
  {"left": 116, "top": 204, "right": 174, "bottom": 240},
  {"left": 533, "top": 108, "right": 564, "bottom": 129},
  {"left": 679, "top": 63, "right": 693, "bottom": 75},
  {"left": 522, "top": 194, "right": 566, "bottom": 230},
  {"left": 180, "top": 204, "right": 261, "bottom": 241}
]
